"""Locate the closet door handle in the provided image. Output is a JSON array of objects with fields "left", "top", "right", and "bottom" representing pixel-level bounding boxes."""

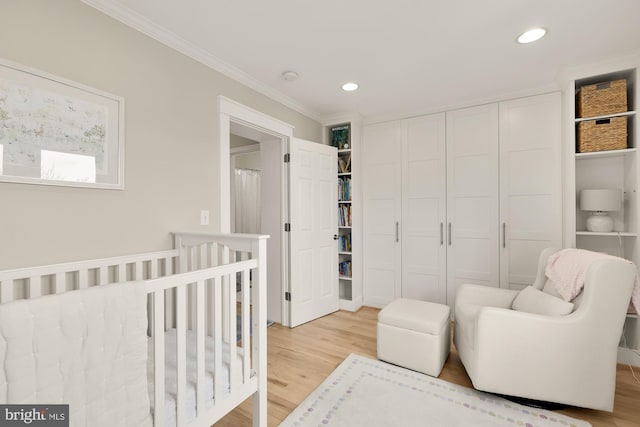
[
  {"left": 502, "top": 223, "right": 506, "bottom": 248},
  {"left": 395, "top": 222, "right": 399, "bottom": 243},
  {"left": 448, "top": 222, "right": 452, "bottom": 246},
  {"left": 440, "top": 222, "right": 444, "bottom": 245}
]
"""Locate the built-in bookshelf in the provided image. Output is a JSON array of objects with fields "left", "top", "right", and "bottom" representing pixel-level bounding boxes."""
[
  {"left": 566, "top": 64, "right": 639, "bottom": 365},
  {"left": 329, "top": 121, "right": 360, "bottom": 309}
]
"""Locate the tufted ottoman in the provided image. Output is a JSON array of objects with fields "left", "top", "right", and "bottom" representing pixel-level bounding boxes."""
[{"left": 377, "top": 298, "right": 451, "bottom": 377}]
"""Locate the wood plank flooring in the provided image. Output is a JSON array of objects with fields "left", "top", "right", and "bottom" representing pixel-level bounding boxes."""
[{"left": 216, "top": 307, "right": 640, "bottom": 427}]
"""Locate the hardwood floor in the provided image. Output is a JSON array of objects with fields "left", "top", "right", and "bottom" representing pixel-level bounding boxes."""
[{"left": 216, "top": 307, "right": 640, "bottom": 427}]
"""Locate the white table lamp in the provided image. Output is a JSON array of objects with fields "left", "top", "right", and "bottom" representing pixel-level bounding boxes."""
[{"left": 579, "top": 189, "right": 622, "bottom": 232}]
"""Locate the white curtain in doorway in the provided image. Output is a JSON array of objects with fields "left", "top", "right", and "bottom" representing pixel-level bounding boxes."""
[{"left": 234, "top": 168, "right": 261, "bottom": 233}]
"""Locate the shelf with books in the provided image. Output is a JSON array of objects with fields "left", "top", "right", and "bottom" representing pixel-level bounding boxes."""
[
  {"left": 327, "top": 119, "right": 361, "bottom": 311},
  {"left": 338, "top": 176, "right": 352, "bottom": 202}
]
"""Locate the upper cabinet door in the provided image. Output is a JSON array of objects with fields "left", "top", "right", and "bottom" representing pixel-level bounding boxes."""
[
  {"left": 499, "top": 93, "right": 562, "bottom": 290},
  {"left": 401, "top": 113, "right": 447, "bottom": 304},
  {"left": 446, "top": 104, "right": 500, "bottom": 306},
  {"left": 362, "top": 120, "right": 402, "bottom": 307}
]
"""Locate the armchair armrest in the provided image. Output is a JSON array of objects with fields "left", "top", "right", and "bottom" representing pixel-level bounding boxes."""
[{"left": 454, "top": 284, "right": 519, "bottom": 314}]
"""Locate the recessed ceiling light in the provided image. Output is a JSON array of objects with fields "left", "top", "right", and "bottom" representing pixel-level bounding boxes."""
[
  {"left": 342, "top": 82, "right": 359, "bottom": 92},
  {"left": 282, "top": 70, "right": 299, "bottom": 82},
  {"left": 517, "top": 28, "right": 547, "bottom": 44}
]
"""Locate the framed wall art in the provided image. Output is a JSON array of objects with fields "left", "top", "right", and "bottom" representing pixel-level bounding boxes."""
[{"left": 0, "top": 58, "right": 124, "bottom": 189}]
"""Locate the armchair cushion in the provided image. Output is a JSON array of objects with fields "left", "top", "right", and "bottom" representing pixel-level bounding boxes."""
[{"left": 511, "top": 286, "right": 574, "bottom": 316}]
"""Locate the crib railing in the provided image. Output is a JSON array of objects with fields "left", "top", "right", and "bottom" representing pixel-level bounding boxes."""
[
  {"left": 0, "top": 232, "right": 269, "bottom": 427},
  {"left": 153, "top": 232, "right": 268, "bottom": 427},
  {"left": 0, "top": 249, "right": 179, "bottom": 303}
]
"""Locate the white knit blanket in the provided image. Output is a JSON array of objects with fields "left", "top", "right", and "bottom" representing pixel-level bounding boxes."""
[
  {"left": 0, "top": 282, "right": 151, "bottom": 427},
  {"left": 545, "top": 248, "right": 640, "bottom": 313}
]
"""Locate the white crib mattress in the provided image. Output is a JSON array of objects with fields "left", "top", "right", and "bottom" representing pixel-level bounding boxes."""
[{"left": 147, "top": 329, "right": 243, "bottom": 427}]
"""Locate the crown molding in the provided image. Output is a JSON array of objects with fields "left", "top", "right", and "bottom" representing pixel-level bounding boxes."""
[
  {"left": 362, "top": 82, "right": 561, "bottom": 125},
  {"left": 556, "top": 50, "right": 640, "bottom": 86},
  {"left": 81, "top": 0, "right": 323, "bottom": 123}
]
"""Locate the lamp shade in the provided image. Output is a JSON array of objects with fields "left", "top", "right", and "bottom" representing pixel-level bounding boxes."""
[{"left": 579, "top": 189, "right": 622, "bottom": 212}]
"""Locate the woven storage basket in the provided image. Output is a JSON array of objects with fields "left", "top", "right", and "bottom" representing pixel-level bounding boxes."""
[
  {"left": 576, "top": 79, "right": 627, "bottom": 118},
  {"left": 577, "top": 116, "right": 627, "bottom": 153}
]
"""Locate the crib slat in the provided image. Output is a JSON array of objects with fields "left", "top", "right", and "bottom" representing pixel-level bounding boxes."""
[
  {"left": 29, "top": 276, "right": 41, "bottom": 298},
  {"left": 208, "top": 244, "right": 219, "bottom": 335},
  {"left": 228, "top": 270, "right": 238, "bottom": 390},
  {"left": 241, "top": 267, "right": 250, "bottom": 382},
  {"left": 78, "top": 269, "right": 88, "bottom": 289},
  {"left": 196, "top": 279, "right": 206, "bottom": 416},
  {"left": 164, "top": 257, "right": 174, "bottom": 330},
  {"left": 214, "top": 276, "right": 223, "bottom": 404},
  {"left": 1, "top": 280, "right": 14, "bottom": 303},
  {"left": 176, "top": 283, "right": 187, "bottom": 426},
  {"left": 98, "top": 266, "right": 108, "bottom": 285},
  {"left": 153, "top": 291, "right": 165, "bottom": 427},
  {"left": 54, "top": 273, "right": 65, "bottom": 294},
  {"left": 134, "top": 261, "right": 143, "bottom": 281},
  {"left": 117, "top": 263, "right": 127, "bottom": 282}
]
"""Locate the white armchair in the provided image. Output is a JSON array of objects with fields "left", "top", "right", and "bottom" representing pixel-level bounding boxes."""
[{"left": 453, "top": 248, "right": 636, "bottom": 411}]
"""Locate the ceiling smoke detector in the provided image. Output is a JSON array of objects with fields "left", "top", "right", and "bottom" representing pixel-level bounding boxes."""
[{"left": 282, "top": 70, "right": 299, "bottom": 82}]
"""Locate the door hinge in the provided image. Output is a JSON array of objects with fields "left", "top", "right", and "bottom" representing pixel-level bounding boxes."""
[
  {"left": 285, "top": 291, "right": 291, "bottom": 301},
  {"left": 284, "top": 223, "right": 291, "bottom": 232},
  {"left": 284, "top": 153, "right": 290, "bottom": 163}
]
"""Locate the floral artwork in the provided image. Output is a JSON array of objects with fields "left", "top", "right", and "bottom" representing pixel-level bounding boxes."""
[
  {"left": 0, "top": 59, "right": 123, "bottom": 189},
  {"left": 0, "top": 78, "right": 108, "bottom": 177}
]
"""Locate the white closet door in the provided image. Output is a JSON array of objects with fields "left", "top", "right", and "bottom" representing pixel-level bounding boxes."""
[
  {"left": 401, "top": 113, "right": 447, "bottom": 303},
  {"left": 446, "top": 104, "right": 500, "bottom": 306},
  {"left": 499, "top": 93, "right": 562, "bottom": 290},
  {"left": 362, "top": 121, "right": 402, "bottom": 307}
]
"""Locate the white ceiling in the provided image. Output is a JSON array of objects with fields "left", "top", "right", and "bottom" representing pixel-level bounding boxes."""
[{"left": 84, "top": 0, "right": 640, "bottom": 122}]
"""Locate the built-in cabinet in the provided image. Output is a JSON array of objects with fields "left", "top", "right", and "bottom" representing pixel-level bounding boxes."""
[
  {"left": 564, "top": 64, "right": 639, "bottom": 365},
  {"left": 363, "top": 92, "right": 562, "bottom": 308},
  {"left": 445, "top": 104, "right": 500, "bottom": 305}
]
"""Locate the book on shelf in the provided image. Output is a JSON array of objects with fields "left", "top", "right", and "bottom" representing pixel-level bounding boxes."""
[
  {"left": 338, "top": 204, "right": 352, "bottom": 227},
  {"left": 338, "top": 153, "right": 351, "bottom": 173},
  {"left": 339, "top": 260, "right": 352, "bottom": 278},
  {"left": 338, "top": 233, "right": 352, "bottom": 252},
  {"left": 338, "top": 176, "right": 351, "bottom": 201},
  {"left": 331, "top": 124, "right": 350, "bottom": 149}
]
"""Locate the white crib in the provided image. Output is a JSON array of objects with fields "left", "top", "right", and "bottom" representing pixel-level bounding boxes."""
[{"left": 0, "top": 232, "right": 268, "bottom": 427}]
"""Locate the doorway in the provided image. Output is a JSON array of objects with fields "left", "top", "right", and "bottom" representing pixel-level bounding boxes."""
[
  {"left": 228, "top": 123, "right": 286, "bottom": 324},
  {"left": 218, "top": 96, "right": 339, "bottom": 328}
]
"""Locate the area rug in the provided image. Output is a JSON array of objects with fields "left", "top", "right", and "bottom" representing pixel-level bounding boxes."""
[{"left": 279, "top": 354, "right": 590, "bottom": 427}]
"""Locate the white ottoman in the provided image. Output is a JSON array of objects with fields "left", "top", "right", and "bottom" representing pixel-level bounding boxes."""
[{"left": 377, "top": 298, "right": 451, "bottom": 377}]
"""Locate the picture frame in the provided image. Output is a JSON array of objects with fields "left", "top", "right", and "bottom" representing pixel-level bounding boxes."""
[{"left": 0, "top": 58, "right": 124, "bottom": 189}]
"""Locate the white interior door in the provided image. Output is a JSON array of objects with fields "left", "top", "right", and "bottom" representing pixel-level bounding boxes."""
[
  {"left": 446, "top": 104, "right": 500, "bottom": 307},
  {"left": 401, "top": 113, "right": 447, "bottom": 304},
  {"left": 289, "top": 137, "right": 339, "bottom": 327}
]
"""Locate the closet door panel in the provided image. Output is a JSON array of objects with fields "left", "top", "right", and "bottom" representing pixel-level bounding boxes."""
[
  {"left": 446, "top": 105, "right": 500, "bottom": 307},
  {"left": 363, "top": 121, "right": 402, "bottom": 307},
  {"left": 500, "top": 93, "right": 562, "bottom": 290},
  {"left": 402, "top": 113, "right": 446, "bottom": 304}
]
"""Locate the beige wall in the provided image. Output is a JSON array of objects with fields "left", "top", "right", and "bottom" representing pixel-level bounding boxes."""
[{"left": 0, "top": 0, "right": 322, "bottom": 268}]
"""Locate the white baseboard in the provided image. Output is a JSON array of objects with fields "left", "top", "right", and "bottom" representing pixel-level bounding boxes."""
[{"left": 339, "top": 296, "right": 363, "bottom": 312}]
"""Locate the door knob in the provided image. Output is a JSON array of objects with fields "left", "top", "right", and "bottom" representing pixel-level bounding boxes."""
[{"left": 333, "top": 234, "right": 339, "bottom": 240}]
